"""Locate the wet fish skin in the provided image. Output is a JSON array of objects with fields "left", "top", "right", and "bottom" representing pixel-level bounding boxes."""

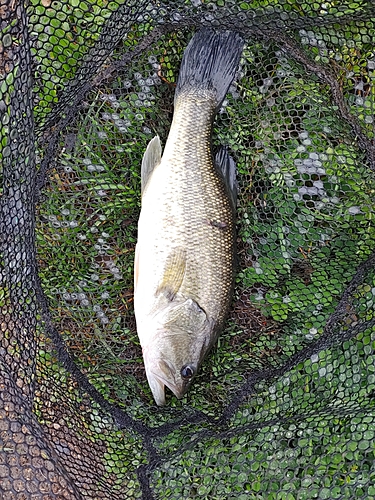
[{"left": 134, "top": 29, "right": 244, "bottom": 405}]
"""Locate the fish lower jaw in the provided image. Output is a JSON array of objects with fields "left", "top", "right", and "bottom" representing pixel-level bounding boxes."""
[{"left": 147, "top": 371, "right": 187, "bottom": 406}]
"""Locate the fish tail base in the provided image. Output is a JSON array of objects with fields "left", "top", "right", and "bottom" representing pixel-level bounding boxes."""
[{"left": 175, "top": 29, "right": 244, "bottom": 110}]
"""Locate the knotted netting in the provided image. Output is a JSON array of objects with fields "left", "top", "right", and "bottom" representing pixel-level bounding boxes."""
[{"left": 1, "top": 0, "right": 375, "bottom": 498}]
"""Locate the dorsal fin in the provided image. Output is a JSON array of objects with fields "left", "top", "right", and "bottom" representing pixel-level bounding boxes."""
[
  {"left": 215, "top": 146, "right": 237, "bottom": 209},
  {"left": 141, "top": 135, "right": 162, "bottom": 195}
]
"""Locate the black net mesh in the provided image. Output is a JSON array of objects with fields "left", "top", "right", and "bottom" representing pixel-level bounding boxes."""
[{"left": 1, "top": 1, "right": 375, "bottom": 498}]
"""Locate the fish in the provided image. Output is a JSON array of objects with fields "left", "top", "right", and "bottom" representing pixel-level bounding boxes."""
[{"left": 134, "top": 29, "right": 244, "bottom": 405}]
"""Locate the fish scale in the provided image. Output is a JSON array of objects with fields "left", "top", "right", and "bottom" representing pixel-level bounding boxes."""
[
  {"left": 141, "top": 97, "right": 234, "bottom": 316},
  {"left": 134, "top": 29, "right": 244, "bottom": 405}
]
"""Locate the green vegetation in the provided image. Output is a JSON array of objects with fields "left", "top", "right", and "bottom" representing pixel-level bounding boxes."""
[
  {"left": 24, "top": 2, "right": 375, "bottom": 497},
  {"left": 28, "top": 0, "right": 119, "bottom": 119},
  {"left": 216, "top": 41, "right": 375, "bottom": 336}
]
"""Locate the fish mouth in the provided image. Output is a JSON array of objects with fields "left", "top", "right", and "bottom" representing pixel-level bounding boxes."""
[
  {"left": 146, "top": 370, "right": 188, "bottom": 406},
  {"left": 143, "top": 350, "right": 191, "bottom": 405}
]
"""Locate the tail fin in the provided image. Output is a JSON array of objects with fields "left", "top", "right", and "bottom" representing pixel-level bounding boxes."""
[{"left": 175, "top": 29, "right": 244, "bottom": 109}]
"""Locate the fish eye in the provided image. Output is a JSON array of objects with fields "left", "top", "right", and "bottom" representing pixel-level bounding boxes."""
[{"left": 181, "top": 365, "right": 195, "bottom": 379}]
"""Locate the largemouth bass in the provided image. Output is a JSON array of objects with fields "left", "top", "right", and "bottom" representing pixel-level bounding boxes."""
[{"left": 134, "top": 29, "right": 244, "bottom": 405}]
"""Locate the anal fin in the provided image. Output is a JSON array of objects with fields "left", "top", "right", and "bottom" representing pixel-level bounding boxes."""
[{"left": 141, "top": 135, "right": 162, "bottom": 195}]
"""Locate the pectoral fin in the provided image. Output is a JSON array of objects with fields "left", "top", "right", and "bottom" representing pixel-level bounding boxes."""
[
  {"left": 156, "top": 247, "right": 186, "bottom": 301},
  {"left": 215, "top": 146, "right": 237, "bottom": 209},
  {"left": 141, "top": 135, "right": 162, "bottom": 195}
]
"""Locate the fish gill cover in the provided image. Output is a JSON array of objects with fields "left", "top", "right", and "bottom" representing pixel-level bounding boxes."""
[{"left": 0, "top": 0, "right": 375, "bottom": 499}]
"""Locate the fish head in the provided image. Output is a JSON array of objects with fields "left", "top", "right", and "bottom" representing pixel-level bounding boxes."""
[{"left": 141, "top": 297, "right": 213, "bottom": 405}]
